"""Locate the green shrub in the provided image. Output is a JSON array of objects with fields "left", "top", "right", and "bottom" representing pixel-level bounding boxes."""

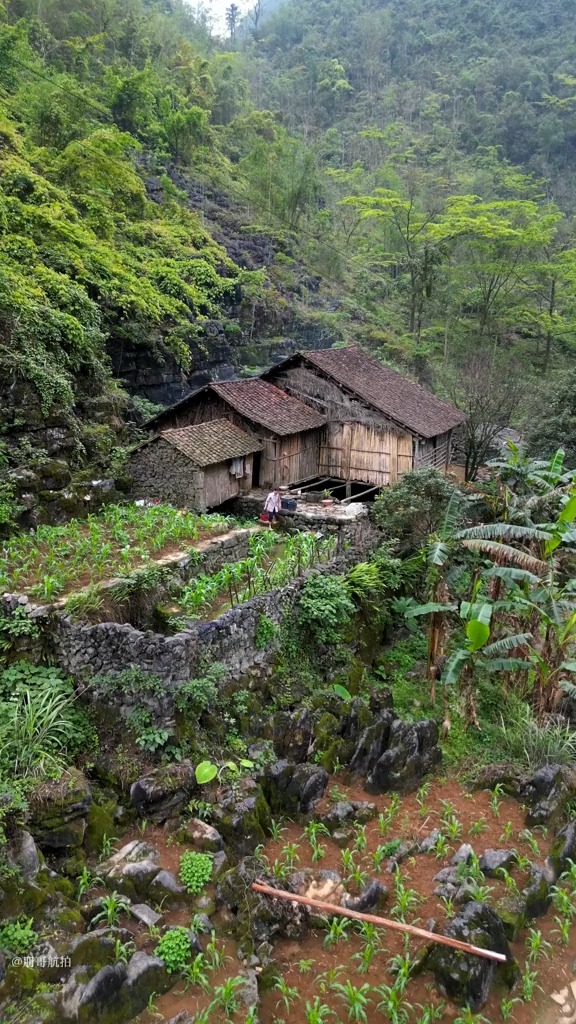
[
  {"left": 0, "top": 663, "right": 97, "bottom": 779},
  {"left": 298, "top": 573, "right": 355, "bottom": 645},
  {"left": 179, "top": 851, "right": 213, "bottom": 894},
  {"left": 0, "top": 917, "right": 37, "bottom": 955},
  {"left": 255, "top": 614, "right": 276, "bottom": 649},
  {"left": 372, "top": 469, "right": 461, "bottom": 553},
  {"left": 155, "top": 926, "right": 192, "bottom": 973},
  {"left": 173, "top": 663, "right": 227, "bottom": 715}
]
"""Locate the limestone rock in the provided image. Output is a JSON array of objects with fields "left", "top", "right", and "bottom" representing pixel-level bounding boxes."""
[
  {"left": 420, "top": 829, "right": 442, "bottom": 853},
  {"left": 29, "top": 769, "right": 92, "bottom": 850},
  {"left": 216, "top": 857, "right": 306, "bottom": 949},
  {"left": 265, "top": 760, "right": 328, "bottom": 817},
  {"left": 422, "top": 901, "right": 518, "bottom": 1011},
  {"left": 342, "top": 879, "right": 388, "bottom": 913},
  {"left": 211, "top": 781, "right": 271, "bottom": 857},
  {"left": 547, "top": 820, "right": 576, "bottom": 880},
  {"left": 130, "top": 904, "right": 163, "bottom": 928},
  {"left": 479, "top": 849, "right": 518, "bottom": 876},
  {"left": 7, "top": 830, "right": 40, "bottom": 880},
  {"left": 185, "top": 818, "right": 224, "bottom": 852},
  {"left": 130, "top": 762, "right": 196, "bottom": 821},
  {"left": 451, "top": 844, "right": 474, "bottom": 866},
  {"left": 59, "top": 951, "right": 171, "bottom": 1023},
  {"left": 350, "top": 713, "right": 442, "bottom": 794},
  {"left": 520, "top": 764, "right": 576, "bottom": 826}
]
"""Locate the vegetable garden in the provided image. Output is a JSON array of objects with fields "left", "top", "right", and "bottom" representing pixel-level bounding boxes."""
[{"left": 0, "top": 504, "right": 236, "bottom": 601}]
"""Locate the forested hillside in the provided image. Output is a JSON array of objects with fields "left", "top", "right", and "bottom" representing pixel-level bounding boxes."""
[{"left": 2, "top": 0, "right": 576, "bottom": 496}]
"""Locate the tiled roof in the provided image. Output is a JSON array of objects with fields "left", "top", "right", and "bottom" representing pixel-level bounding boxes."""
[
  {"left": 300, "top": 347, "right": 466, "bottom": 439},
  {"left": 156, "top": 419, "right": 262, "bottom": 466},
  {"left": 211, "top": 379, "right": 326, "bottom": 436}
]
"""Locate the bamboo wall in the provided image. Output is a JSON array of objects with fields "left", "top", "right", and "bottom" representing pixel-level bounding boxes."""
[
  {"left": 319, "top": 422, "right": 413, "bottom": 486},
  {"left": 259, "top": 429, "right": 321, "bottom": 487}
]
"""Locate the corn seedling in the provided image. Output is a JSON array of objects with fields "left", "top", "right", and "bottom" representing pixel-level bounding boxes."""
[
  {"left": 298, "top": 958, "right": 315, "bottom": 974},
  {"left": 353, "top": 823, "right": 368, "bottom": 853},
  {"left": 332, "top": 980, "right": 371, "bottom": 1023},
  {"left": 552, "top": 915, "right": 571, "bottom": 945},
  {"left": 518, "top": 828, "right": 540, "bottom": 856},
  {"left": 433, "top": 834, "right": 450, "bottom": 860},
  {"left": 488, "top": 784, "right": 505, "bottom": 817},
  {"left": 525, "top": 927, "right": 552, "bottom": 963},
  {"left": 521, "top": 967, "right": 541, "bottom": 1002},
  {"left": 210, "top": 975, "right": 245, "bottom": 1018},
  {"left": 469, "top": 819, "right": 488, "bottom": 837},
  {"left": 499, "top": 997, "right": 521, "bottom": 1021},
  {"left": 182, "top": 953, "right": 211, "bottom": 991},
  {"left": 374, "top": 983, "right": 410, "bottom": 1024},
  {"left": 205, "top": 932, "right": 228, "bottom": 970},
  {"left": 324, "top": 916, "right": 350, "bottom": 948},
  {"left": 415, "top": 1004, "right": 445, "bottom": 1023},
  {"left": 318, "top": 965, "right": 344, "bottom": 994},
  {"left": 552, "top": 884, "right": 576, "bottom": 918},
  {"left": 280, "top": 842, "right": 300, "bottom": 869},
  {"left": 454, "top": 1011, "right": 490, "bottom": 1024},
  {"left": 499, "top": 821, "right": 514, "bottom": 844},
  {"left": 275, "top": 977, "right": 299, "bottom": 1012},
  {"left": 304, "top": 997, "right": 333, "bottom": 1024}
]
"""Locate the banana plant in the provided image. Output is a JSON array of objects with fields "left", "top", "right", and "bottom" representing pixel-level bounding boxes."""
[{"left": 442, "top": 598, "right": 533, "bottom": 726}]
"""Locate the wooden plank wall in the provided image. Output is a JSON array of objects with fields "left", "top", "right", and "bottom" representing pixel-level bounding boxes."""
[
  {"left": 320, "top": 423, "right": 413, "bottom": 486},
  {"left": 203, "top": 463, "right": 240, "bottom": 508},
  {"left": 260, "top": 429, "right": 321, "bottom": 487}
]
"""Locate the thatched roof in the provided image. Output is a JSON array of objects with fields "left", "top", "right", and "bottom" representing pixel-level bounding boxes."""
[{"left": 267, "top": 346, "right": 466, "bottom": 439}]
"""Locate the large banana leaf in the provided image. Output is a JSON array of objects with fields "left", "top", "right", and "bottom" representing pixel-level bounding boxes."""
[
  {"left": 460, "top": 600, "right": 493, "bottom": 624},
  {"left": 405, "top": 601, "right": 458, "bottom": 618},
  {"left": 460, "top": 539, "right": 550, "bottom": 575},
  {"left": 481, "top": 632, "right": 533, "bottom": 657},
  {"left": 481, "top": 658, "right": 534, "bottom": 672},
  {"left": 466, "top": 618, "right": 491, "bottom": 651},
  {"left": 456, "top": 523, "right": 552, "bottom": 541},
  {"left": 442, "top": 649, "right": 469, "bottom": 685}
]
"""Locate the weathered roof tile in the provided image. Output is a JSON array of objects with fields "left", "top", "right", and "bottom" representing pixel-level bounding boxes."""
[{"left": 154, "top": 419, "right": 262, "bottom": 466}]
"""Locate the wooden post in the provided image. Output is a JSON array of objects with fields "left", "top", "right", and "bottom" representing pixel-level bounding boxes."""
[{"left": 251, "top": 882, "right": 508, "bottom": 964}]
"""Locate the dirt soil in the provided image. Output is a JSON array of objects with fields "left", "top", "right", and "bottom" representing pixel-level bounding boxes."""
[{"left": 130, "top": 777, "right": 574, "bottom": 1024}]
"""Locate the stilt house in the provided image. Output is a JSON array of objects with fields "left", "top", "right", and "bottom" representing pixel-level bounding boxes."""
[{"left": 263, "top": 347, "right": 465, "bottom": 488}]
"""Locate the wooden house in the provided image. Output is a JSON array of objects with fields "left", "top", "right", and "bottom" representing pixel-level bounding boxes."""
[
  {"left": 263, "top": 347, "right": 465, "bottom": 488},
  {"left": 146, "top": 379, "right": 326, "bottom": 489},
  {"left": 129, "top": 419, "right": 262, "bottom": 510}
]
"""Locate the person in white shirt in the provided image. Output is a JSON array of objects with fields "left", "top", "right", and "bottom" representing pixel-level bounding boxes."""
[{"left": 263, "top": 488, "right": 281, "bottom": 527}]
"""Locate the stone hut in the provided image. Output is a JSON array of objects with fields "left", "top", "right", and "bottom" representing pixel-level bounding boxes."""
[
  {"left": 129, "top": 419, "right": 262, "bottom": 511},
  {"left": 146, "top": 379, "right": 326, "bottom": 489}
]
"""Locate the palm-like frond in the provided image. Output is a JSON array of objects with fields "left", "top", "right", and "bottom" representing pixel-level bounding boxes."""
[
  {"left": 405, "top": 601, "right": 458, "bottom": 618},
  {"left": 456, "top": 523, "right": 552, "bottom": 542},
  {"left": 459, "top": 539, "right": 550, "bottom": 575},
  {"left": 485, "top": 566, "right": 543, "bottom": 585},
  {"left": 481, "top": 632, "right": 533, "bottom": 657},
  {"left": 481, "top": 658, "right": 533, "bottom": 672},
  {"left": 442, "top": 649, "right": 469, "bottom": 685}
]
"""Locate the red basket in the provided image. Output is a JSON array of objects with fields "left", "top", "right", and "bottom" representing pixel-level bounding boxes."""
[{"left": 259, "top": 512, "right": 270, "bottom": 523}]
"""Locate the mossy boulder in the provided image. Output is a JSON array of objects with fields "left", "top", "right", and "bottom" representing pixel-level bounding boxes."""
[
  {"left": 59, "top": 951, "right": 171, "bottom": 1023},
  {"left": 130, "top": 762, "right": 196, "bottom": 822},
  {"left": 29, "top": 769, "right": 92, "bottom": 850},
  {"left": 264, "top": 761, "right": 328, "bottom": 818},
  {"left": 84, "top": 799, "right": 118, "bottom": 856},
  {"left": 0, "top": 962, "right": 40, "bottom": 1001},
  {"left": 423, "top": 901, "right": 519, "bottom": 1010},
  {"left": 216, "top": 857, "right": 306, "bottom": 953},
  {"left": 211, "top": 782, "right": 271, "bottom": 858},
  {"left": 547, "top": 820, "right": 576, "bottom": 880}
]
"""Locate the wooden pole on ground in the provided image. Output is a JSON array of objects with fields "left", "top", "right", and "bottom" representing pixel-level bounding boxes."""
[{"left": 251, "top": 881, "right": 508, "bottom": 964}]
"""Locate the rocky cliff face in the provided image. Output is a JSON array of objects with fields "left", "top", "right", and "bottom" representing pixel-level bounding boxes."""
[{"left": 107, "top": 167, "right": 340, "bottom": 406}]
